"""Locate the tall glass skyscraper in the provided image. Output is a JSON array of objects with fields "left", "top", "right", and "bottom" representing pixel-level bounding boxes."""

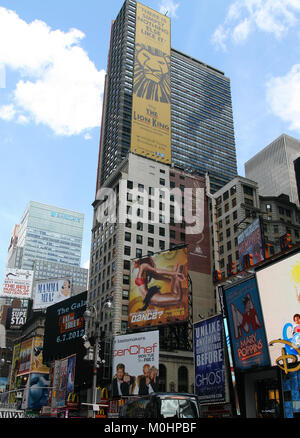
[
  {"left": 7, "top": 201, "right": 84, "bottom": 270},
  {"left": 96, "top": 0, "right": 237, "bottom": 193}
]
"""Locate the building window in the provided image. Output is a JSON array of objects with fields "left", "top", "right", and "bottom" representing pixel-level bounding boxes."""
[
  {"left": 148, "top": 224, "right": 154, "bottom": 233},
  {"left": 136, "top": 235, "right": 143, "bottom": 244},
  {"left": 243, "top": 185, "right": 253, "bottom": 196},
  {"left": 124, "top": 246, "right": 131, "bottom": 256},
  {"left": 136, "top": 248, "right": 142, "bottom": 258},
  {"left": 122, "top": 290, "right": 129, "bottom": 300},
  {"left": 148, "top": 237, "right": 154, "bottom": 247}
]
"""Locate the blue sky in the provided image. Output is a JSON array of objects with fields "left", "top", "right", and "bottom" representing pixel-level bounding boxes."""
[{"left": 1, "top": 0, "right": 300, "bottom": 286}]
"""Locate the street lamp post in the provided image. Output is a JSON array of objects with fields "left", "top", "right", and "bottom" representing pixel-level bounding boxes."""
[{"left": 83, "top": 299, "right": 112, "bottom": 418}]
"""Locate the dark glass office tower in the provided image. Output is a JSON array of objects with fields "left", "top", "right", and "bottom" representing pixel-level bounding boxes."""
[{"left": 96, "top": 0, "right": 237, "bottom": 192}]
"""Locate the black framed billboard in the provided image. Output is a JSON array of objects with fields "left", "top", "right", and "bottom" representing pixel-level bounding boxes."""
[{"left": 43, "top": 291, "right": 87, "bottom": 363}]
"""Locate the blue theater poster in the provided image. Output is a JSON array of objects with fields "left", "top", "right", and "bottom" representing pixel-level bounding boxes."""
[
  {"left": 194, "top": 315, "right": 225, "bottom": 404},
  {"left": 224, "top": 277, "right": 270, "bottom": 371}
]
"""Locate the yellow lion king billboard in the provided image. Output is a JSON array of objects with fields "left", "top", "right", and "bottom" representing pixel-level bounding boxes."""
[
  {"left": 131, "top": 2, "right": 171, "bottom": 164},
  {"left": 129, "top": 247, "right": 189, "bottom": 329}
]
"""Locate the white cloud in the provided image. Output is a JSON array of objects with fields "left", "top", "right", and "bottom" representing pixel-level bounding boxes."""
[
  {"left": 84, "top": 133, "right": 92, "bottom": 140},
  {"left": 212, "top": 0, "right": 300, "bottom": 50},
  {"left": 159, "top": 0, "right": 179, "bottom": 18},
  {"left": 82, "top": 260, "right": 90, "bottom": 270},
  {"left": 0, "top": 7, "right": 105, "bottom": 136},
  {"left": 266, "top": 64, "right": 300, "bottom": 132},
  {"left": 0, "top": 104, "right": 16, "bottom": 120}
]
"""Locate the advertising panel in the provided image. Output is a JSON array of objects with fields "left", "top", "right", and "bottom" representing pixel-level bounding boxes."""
[
  {"left": 57, "top": 358, "right": 68, "bottom": 408},
  {"left": 1, "top": 268, "right": 34, "bottom": 299},
  {"left": 9, "top": 343, "right": 21, "bottom": 403},
  {"left": 131, "top": 2, "right": 171, "bottom": 164},
  {"left": 33, "top": 278, "right": 72, "bottom": 310},
  {"left": 194, "top": 315, "right": 226, "bottom": 404},
  {"left": 129, "top": 247, "right": 189, "bottom": 329},
  {"left": 112, "top": 330, "right": 159, "bottom": 397},
  {"left": 18, "top": 338, "right": 33, "bottom": 376},
  {"left": 27, "top": 373, "right": 50, "bottom": 411},
  {"left": 224, "top": 277, "right": 270, "bottom": 371},
  {"left": 31, "top": 337, "right": 50, "bottom": 374},
  {"left": 256, "top": 251, "right": 300, "bottom": 367},
  {"left": 42, "top": 291, "right": 87, "bottom": 362},
  {"left": 51, "top": 360, "right": 61, "bottom": 409},
  {"left": 5, "top": 307, "right": 28, "bottom": 330},
  {"left": 238, "top": 217, "right": 265, "bottom": 267}
]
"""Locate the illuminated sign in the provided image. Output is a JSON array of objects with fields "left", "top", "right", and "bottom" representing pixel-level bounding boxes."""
[{"left": 131, "top": 2, "right": 171, "bottom": 164}]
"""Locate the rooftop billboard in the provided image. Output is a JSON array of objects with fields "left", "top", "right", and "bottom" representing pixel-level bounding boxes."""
[
  {"left": 1, "top": 268, "right": 34, "bottom": 299},
  {"left": 131, "top": 2, "right": 171, "bottom": 164}
]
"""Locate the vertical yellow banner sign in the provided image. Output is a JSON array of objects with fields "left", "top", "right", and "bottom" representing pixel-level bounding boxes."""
[{"left": 131, "top": 2, "right": 171, "bottom": 164}]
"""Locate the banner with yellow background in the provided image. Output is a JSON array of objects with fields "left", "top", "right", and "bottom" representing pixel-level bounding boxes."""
[{"left": 130, "top": 2, "right": 171, "bottom": 164}]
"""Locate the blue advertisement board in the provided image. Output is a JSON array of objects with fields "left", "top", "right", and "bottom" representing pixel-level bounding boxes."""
[
  {"left": 224, "top": 277, "right": 270, "bottom": 371},
  {"left": 194, "top": 314, "right": 226, "bottom": 404}
]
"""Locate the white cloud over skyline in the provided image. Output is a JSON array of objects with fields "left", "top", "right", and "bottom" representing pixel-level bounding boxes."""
[
  {"left": 212, "top": 0, "right": 300, "bottom": 50},
  {"left": 266, "top": 64, "right": 300, "bottom": 133},
  {"left": 0, "top": 7, "right": 105, "bottom": 136},
  {"left": 159, "top": 0, "right": 180, "bottom": 18}
]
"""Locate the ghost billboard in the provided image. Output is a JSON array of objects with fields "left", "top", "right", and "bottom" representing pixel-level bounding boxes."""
[{"left": 194, "top": 315, "right": 226, "bottom": 404}]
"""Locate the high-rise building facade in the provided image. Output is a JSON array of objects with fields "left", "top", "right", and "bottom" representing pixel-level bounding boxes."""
[
  {"left": 96, "top": 0, "right": 237, "bottom": 193},
  {"left": 89, "top": 0, "right": 237, "bottom": 394},
  {"left": 89, "top": 153, "right": 214, "bottom": 391},
  {"left": 7, "top": 201, "right": 84, "bottom": 271},
  {"left": 245, "top": 134, "right": 300, "bottom": 207}
]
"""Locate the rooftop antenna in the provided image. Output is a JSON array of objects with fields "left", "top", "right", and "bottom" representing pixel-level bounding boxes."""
[{"left": 165, "top": 10, "right": 168, "bottom": 16}]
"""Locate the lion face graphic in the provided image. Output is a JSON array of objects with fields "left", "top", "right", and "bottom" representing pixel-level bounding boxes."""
[{"left": 133, "top": 44, "right": 171, "bottom": 104}]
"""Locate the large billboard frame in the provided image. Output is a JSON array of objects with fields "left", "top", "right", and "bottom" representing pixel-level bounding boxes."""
[
  {"left": 129, "top": 246, "right": 189, "bottom": 330},
  {"left": 255, "top": 247, "right": 300, "bottom": 368},
  {"left": 237, "top": 216, "right": 265, "bottom": 268},
  {"left": 222, "top": 275, "right": 271, "bottom": 373},
  {"left": 130, "top": 2, "right": 171, "bottom": 164},
  {"left": 193, "top": 314, "right": 227, "bottom": 405},
  {"left": 1, "top": 268, "right": 34, "bottom": 299},
  {"left": 112, "top": 330, "right": 159, "bottom": 398}
]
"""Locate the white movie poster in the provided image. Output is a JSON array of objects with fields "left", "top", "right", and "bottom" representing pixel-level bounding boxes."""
[
  {"left": 33, "top": 278, "right": 72, "bottom": 309},
  {"left": 1, "top": 268, "right": 34, "bottom": 299}
]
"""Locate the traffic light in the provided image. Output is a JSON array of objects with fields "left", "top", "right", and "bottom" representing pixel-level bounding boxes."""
[
  {"left": 242, "top": 253, "right": 254, "bottom": 270},
  {"left": 212, "top": 270, "right": 222, "bottom": 283},
  {"left": 280, "top": 233, "right": 292, "bottom": 251},
  {"left": 264, "top": 243, "right": 271, "bottom": 259},
  {"left": 231, "top": 261, "right": 237, "bottom": 275},
  {"left": 227, "top": 261, "right": 237, "bottom": 277}
]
